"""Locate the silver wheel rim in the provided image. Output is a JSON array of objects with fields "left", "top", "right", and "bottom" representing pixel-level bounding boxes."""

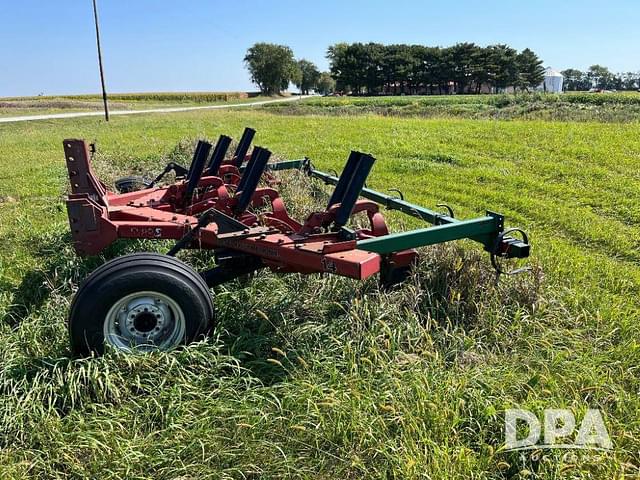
[{"left": 104, "top": 290, "right": 186, "bottom": 352}]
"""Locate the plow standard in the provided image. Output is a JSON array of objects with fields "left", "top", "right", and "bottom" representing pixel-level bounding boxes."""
[{"left": 63, "top": 128, "right": 530, "bottom": 355}]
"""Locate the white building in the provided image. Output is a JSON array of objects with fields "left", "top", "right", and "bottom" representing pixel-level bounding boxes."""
[{"left": 540, "top": 67, "right": 564, "bottom": 93}]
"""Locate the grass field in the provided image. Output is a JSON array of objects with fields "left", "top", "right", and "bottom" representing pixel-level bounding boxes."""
[
  {"left": 0, "top": 105, "right": 639, "bottom": 478},
  {"left": 0, "top": 92, "right": 272, "bottom": 118}
]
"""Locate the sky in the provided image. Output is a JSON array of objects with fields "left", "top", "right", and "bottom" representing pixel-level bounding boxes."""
[{"left": 0, "top": 0, "right": 638, "bottom": 97}]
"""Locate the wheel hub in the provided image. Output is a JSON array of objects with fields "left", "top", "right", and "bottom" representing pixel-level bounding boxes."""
[
  {"left": 132, "top": 311, "right": 158, "bottom": 332},
  {"left": 104, "top": 291, "right": 186, "bottom": 351},
  {"left": 125, "top": 300, "right": 166, "bottom": 335}
]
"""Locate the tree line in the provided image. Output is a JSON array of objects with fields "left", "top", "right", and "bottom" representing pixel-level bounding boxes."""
[
  {"left": 244, "top": 42, "right": 543, "bottom": 96},
  {"left": 561, "top": 65, "right": 639, "bottom": 91},
  {"left": 326, "top": 42, "right": 545, "bottom": 95},
  {"left": 244, "top": 42, "right": 638, "bottom": 95}
]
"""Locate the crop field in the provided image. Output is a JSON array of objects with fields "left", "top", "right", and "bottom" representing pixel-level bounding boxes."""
[
  {"left": 0, "top": 92, "right": 270, "bottom": 118},
  {"left": 0, "top": 104, "right": 639, "bottom": 478}
]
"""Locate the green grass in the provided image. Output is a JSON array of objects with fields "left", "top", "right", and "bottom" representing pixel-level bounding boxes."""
[
  {"left": 262, "top": 92, "right": 640, "bottom": 122},
  {"left": 0, "top": 92, "right": 277, "bottom": 118},
  {"left": 0, "top": 109, "right": 639, "bottom": 478}
]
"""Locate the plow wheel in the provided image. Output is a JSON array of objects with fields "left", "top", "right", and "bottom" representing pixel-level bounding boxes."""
[
  {"left": 114, "top": 175, "right": 151, "bottom": 193},
  {"left": 69, "top": 253, "right": 214, "bottom": 356}
]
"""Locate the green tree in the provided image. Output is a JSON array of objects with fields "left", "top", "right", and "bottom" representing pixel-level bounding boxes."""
[
  {"left": 611, "top": 73, "right": 624, "bottom": 91},
  {"left": 620, "top": 71, "right": 640, "bottom": 91},
  {"left": 362, "top": 43, "right": 385, "bottom": 94},
  {"left": 436, "top": 47, "right": 457, "bottom": 94},
  {"left": 326, "top": 43, "right": 347, "bottom": 92},
  {"left": 516, "top": 48, "right": 545, "bottom": 91},
  {"left": 327, "top": 42, "right": 362, "bottom": 93},
  {"left": 587, "top": 65, "right": 614, "bottom": 89},
  {"left": 244, "top": 43, "right": 297, "bottom": 95},
  {"left": 346, "top": 43, "right": 373, "bottom": 95},
  {"left": 450, "top": 43, "right": 478, "bottom": 94},
  {"left": 412, "top": 46, "right": 441, "bottom": 94},
  {"left": 487, "top": 44, "right": 519, "bottom": 91},
  {"left": 326, "top": 41, "right": 543, "bottom": 96},
  {"left": 294, "top": 59, "right": 320, "bottom": 95},
  {"left": 316, "top": 72, "right": 336, "bottom": 95},
  {"left": 382, "top": 44, "right": 415, "bottom": 94},
  {"left": 561, "top": 69, "right": 587, "bottom": 91},
  {"left": 470, "top": 46, "right": 491, "bottom": 93}
]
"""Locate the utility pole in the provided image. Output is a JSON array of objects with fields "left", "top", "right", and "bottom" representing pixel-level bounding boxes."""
[{"left": 92, "top": 0, "right": 109, "bottom": 121}]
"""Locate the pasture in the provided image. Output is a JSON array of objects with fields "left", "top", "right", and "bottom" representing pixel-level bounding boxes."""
[{"left": 0, "top": 103, "right": 639, "bottom": 478}]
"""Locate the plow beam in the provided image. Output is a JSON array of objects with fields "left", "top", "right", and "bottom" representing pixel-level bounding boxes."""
[{"left": 356, "top": 216, "right": 499, "bottom": 254}]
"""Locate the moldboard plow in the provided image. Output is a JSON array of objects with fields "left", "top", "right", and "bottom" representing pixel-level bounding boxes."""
[{"left": 63, "top": 127, "right": 530, "bottom": 355}]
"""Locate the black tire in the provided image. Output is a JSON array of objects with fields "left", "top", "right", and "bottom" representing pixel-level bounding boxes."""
[
  {"left": 69, "top": 253, "right": 214, "bottom": 356},
  {"left": 114, "top": 175, "right": 151, "bottom": 193}
]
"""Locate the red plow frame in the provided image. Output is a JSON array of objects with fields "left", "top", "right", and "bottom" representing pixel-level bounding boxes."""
[{"left": 64, "top": 137, "right": 413, "bottom": 283}]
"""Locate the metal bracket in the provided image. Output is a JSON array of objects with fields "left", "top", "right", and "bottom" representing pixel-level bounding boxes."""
[
  {"left": 486, "top": 211, "right": 505, "bottom": 231},
  {"left": 301, "top": 157, "right": 313, "bottom": 176},
  {"left": 167, "top": 208, "right": 216, "bottom": 256},
  {"left": 436, "top": 203, "right": 455, "bottom": 218},
  {"left": 202, "top": 250, "right": 264, "bottom": 287},
  {"left": 208, "top": 208, "right": 247, "bottom": 234},
  {"left": 388, "top": 188, "right": 404, "bottom": 201},
  {"left": 149, "top": 162, "right": 189, "bottom": 187},
  {"left": 490, "top": 227, "right": 531, "bottom": 276},
  {"left": 337, "top": 226, "right": 357, "bottom": 241}
]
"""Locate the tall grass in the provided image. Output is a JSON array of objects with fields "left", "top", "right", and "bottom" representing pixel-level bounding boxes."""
[
  {"left": 1, "top": 111, "right": 638, "bottom": 478},
  {"left": 0, "top": 162, "right": 549, "bottom": 478}
]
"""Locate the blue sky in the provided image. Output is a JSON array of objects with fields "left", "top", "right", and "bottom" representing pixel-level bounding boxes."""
[{"left": 1, "top": 0, "right": 638, "bottom": 97}]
